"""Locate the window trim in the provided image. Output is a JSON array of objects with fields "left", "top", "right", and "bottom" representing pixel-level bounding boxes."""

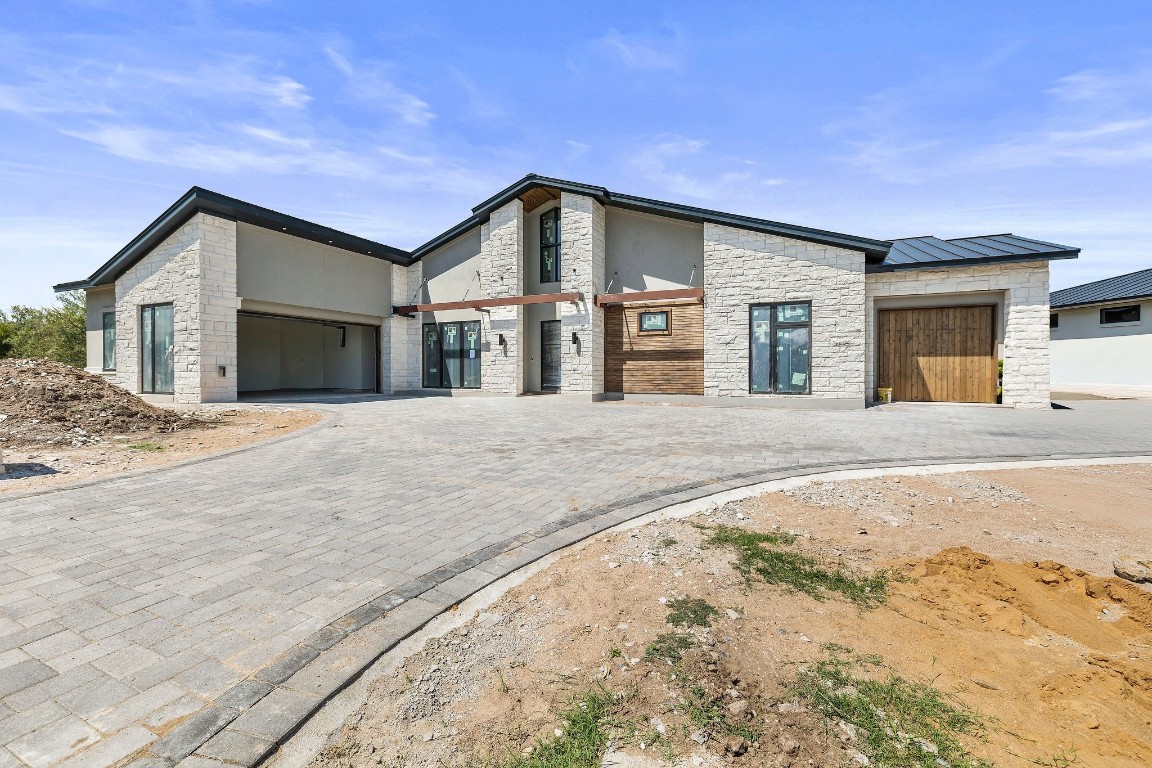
[
  {"left": 540, "top": 207, "right": 561, "bottom": 284},
  {"left": 140, "top": 303, "right": 175, "bottom": 395},
  {"left": 637, "top": 310, "right": 671, "bottom": 335},
  {"left": 748, "top": 301, "right": 813, "bottom": 395},
  {"left": 101, "top": 311, "right": 116, "bottom": 371},
  {"left": 1100, "top": 304, "right": 1141, "bottom": 325}
]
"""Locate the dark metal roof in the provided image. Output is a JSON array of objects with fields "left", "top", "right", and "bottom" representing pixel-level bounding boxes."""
[
  {"left": 871, "top": 233, "right": 1079, "bottom": 272},
  {"left": 53, "top": 187, "right": 412, "bottom": 292},
  {"left": 411, "top": 173, "right": 894, "bottom": 260},
  {"left": 1050, "top": 267, "right": 1152, "bottom": 309}
]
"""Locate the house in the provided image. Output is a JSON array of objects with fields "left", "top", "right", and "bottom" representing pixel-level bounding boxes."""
[
  {"left": 55, "top": 174, "right": 1078, "bottom": 408},
  {"left": 1050, "top": 268, "right": 1152, "bottom": 395}
]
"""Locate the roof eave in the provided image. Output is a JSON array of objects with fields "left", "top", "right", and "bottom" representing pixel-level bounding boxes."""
[{"left": 1050, "top": 293, "right": 1152, "bottom": 310}]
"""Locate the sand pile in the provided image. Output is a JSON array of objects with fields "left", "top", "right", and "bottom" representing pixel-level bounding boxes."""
[{"left": 0, "top": 358, "right": 188, "bottom": 447}]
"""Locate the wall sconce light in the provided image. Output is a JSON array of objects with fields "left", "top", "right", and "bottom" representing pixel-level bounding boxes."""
[
  {"left": 218, "top": 365, "right": 227, "bottom": 378},
  {"left": 498, "top": 334, "right": 506, "bottom": 347},
  {"left": 571, "top": 332, "right": 579, "bottom": 345}
]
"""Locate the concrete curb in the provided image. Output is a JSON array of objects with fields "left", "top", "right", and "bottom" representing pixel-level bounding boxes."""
[
  {"left": 113, "top": 450, "right": 1152, "bottom": 768},
  {"left": 0, "top": 406, "right": 338, "bottom": 502}
]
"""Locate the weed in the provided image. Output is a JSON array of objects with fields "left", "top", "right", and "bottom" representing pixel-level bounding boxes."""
[
  {"left": 790, "top": 645, "right": 992, "bottom": 768},
  {"left": 644, "top": 632, "right": 695, "bottom": 664},
  {"left": 500, "top": 687, "right": 617, "bottom": 768},
  {"left": 127, "top": 441, "right": 165, "bottom": 452},
  {"left": 497, "top": 669, "right": 510, "bottom": 694},
  {"left": 1032, "top": 747, "right": 1085, "bottom": 767},
  {"left": 657, "top": 537, "right": 678, "bottom": 548},
  {"left": 680, "top": 681, "right": 758, "bottom": 742},
  {"left": 665, "top": 598, "right": 719, "bottom": 628},
  {"left": 704, "top": 524, "right": 888, "bottom": 606},
  {"left": 607, "top": 646, "right": 623, "bottom": 659}
]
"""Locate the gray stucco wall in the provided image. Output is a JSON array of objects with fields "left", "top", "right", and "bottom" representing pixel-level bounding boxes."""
[
  {"left": 236, "top": 223, "right": 391, "bottom": 318},
  {"left": 604, "top": 208, "right": 703, "bottom": 292},
  {"left": 419, "top": 227, "right": 482, "bottom": 324},
  {"left": 83, "top": 286, "right": 116, "bottom": 373}
]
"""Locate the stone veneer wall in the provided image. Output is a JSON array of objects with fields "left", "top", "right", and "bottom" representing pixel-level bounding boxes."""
[
  {"left": 114, "top": 212, "right": 237, "bottom": 403},
  {"left": 387, "top": 261, "right": 423, "bottom": 392},
  {"left": 702, "top": 223, "right": 866, "bottom": 401},
  {"left": 560, "top": 192, "right": 606, "bottom": 395},
  {"left": 479, "top": 200, "right": 524, "bottom": 394},
  {"left": 865, "top": 261, "right": 1051, "bottom": 408}
]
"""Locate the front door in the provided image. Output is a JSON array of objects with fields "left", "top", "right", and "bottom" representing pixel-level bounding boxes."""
[
  {"left": 423, "top": 320, "right": 481, "bottom": 389},
  {"left": 541, "top": 319, "right": 561, "bottom": 392}
]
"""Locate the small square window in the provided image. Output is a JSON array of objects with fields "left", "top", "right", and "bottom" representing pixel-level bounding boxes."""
[
  {"left": 1101, "top": 305, "right": 1140, "bottom": 324},
  {"left": 1049, "top": 312, "right": 1059, "bottom": 328},
  {"left": 638, "top": 310, "right": 670, "bottom": 333}
]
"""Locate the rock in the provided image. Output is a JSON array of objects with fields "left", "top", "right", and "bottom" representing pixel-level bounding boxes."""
[
  {"left": 778, "top": 736, "right": 801, "bottom": 755},
  {"left": 848, "top": 750, "right": 871, "bottom": 766},
  {"left": 1040, "top": 572, "right": 1062, "bottom": 585},
  {"left": 723, "top": 736, "right": 748, "bottom": 756},
  {"left": 1113, "top": 555, "right": 1152, "bottom": 583},
  {"left": 689, "top": 730, "right": 708, "bottom": 745},
  {"left": 607, "top": 562, "right": 620, "bottom": 569},
  {"left": 728, "top": 699, "right": 749, "bottom": 716},
  {"left": 857, "top": 528, "right": 868, "bottom": 535}
]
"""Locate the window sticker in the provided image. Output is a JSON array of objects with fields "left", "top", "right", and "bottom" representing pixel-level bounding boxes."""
[{"left": 753, "top": 320, "right": 772, "bottom": 343}]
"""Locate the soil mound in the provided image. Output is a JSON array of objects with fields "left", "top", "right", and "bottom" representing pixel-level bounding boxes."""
[{"left": 0, "top": 358, "right": 187, "bottom": 447}]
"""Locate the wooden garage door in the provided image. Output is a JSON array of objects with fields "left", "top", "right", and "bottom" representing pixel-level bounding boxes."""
[
  {"left": 604, "top": 302, "right": 704, "bottom": 395},
  {"left": 878, "top": 306, "right": 997, "bottom": 403}
]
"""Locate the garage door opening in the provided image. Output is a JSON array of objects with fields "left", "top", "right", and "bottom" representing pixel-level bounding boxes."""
[
  {"left": 877, "top": 306, "right": 997, "bottom": 403},
  {"left": 237, "top": 313, "right": 378, "bottom": 394}
]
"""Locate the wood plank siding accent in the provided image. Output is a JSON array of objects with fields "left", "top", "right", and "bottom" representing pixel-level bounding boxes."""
[
  {"left": 594, "top": 287, "right": 704, "bottom": 306},
  {"left": 393, "top": 292, "right": 581, "bottom": 316},
  {"left": 877, "top": 305, "right": 997, "bottom": 403},
  {"left": 604, "top": 301, "right": 705, "bottom": 395}
]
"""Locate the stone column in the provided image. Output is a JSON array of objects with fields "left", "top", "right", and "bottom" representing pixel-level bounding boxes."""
[
  {"left": 559, "top": 192, "right": 606, "bottom": 397},
  {"left": 387, "top": 261, "right": 423, "bottom": 393},
  {"left": 1002, "top": 264, "right": 1051, "bottom": 408},
  {"left": 480, "top": 200, "right": 524, "bottom": 394},
  {"left": 197, "top": 214, "right": 237, "bottom": 403}
]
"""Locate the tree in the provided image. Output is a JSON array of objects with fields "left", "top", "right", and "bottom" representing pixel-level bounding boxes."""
[{"left": 0, "top": 291, "right": 87, "bottom": 367}]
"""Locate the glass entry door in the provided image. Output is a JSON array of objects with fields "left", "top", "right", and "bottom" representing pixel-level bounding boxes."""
[
  {"left": 541, "top": 319, "right": 561, "bottom": 392},
  {"left": 422, "top": 320, "right": 481, "bottom": 389},
  {"left": 141, "top": 304, "right": 174, "bottom": 394}
]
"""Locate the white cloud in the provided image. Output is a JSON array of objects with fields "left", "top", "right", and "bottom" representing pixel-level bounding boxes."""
[
  {"left": 596, "top": 28, "right": 686, "bottom": 72},
  {"left": 630, "top": 137, "right": 785, "bottom": 200},
  {"left": 324, "top": 46, "right": 434, "bottom": 126}
]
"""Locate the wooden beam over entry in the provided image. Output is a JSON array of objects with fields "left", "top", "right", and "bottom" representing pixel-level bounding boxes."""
[
  {"left": 594, "top": 288, "right": 704, "bottom": 307},
  {"left": 393, "top": 291, "right": 582, "bottom": 316}
]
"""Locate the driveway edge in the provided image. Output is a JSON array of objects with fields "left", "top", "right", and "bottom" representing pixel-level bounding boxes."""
[{"left": 118, "top": 451, "right": 1151, "bottom": 767}]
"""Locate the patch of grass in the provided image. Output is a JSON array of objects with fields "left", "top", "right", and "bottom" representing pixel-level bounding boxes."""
[
  {"left": 704, "top": 524, "right": 888, "bottom": 606},
  {"left": 666, "top": 598, "right": 719, "bottom": 628},
  {"left": 127, "top": 441, "right": 165, "bottom": 452},
  {"left": 644, "top": 632, "right": 695, "bottom": 664},
  {"left": 791, "top": 645, "right": 993, "bottom": 768},
  {"left": 680, "top": 681, "right": 758, "bottom": 742},
  {"left": 607, "top": 646, "right": 623, "bottom": 659},
  {"left": 657, "top": 537, "right": 678, "bottom": 548},
  {"left": 500, "top": 687, "right": 618, "bottom": 768}
]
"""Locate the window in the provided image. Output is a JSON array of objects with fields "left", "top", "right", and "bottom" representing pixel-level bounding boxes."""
[
  {"left": 101, "top": 312, "right": 116, "bottom": 370},
  {"left": 140, "top": 304, "right": 174, "bottom": 394},
  {"left": 750, "top": 302, "right": 811, "bottom": 394},
  {"left": 1101, "top": 305, "right": 1140, "bottom": 324},
  {"left": 1049, "top": 312, "right": 1059, "bottom": 328},
  {"left": 423, "top": 320, "right": 481, "bottom": 388},
  {"left": 540, "top": 208, "right": 561, "bottom": 283},
  {"left": 638, "top": 310, "right": 670, "bottom": 334}
]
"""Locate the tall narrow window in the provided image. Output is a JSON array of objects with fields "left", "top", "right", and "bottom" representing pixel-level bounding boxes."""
[
  {"left": 140, "top": 304, "right": 174, "bottom": 394},
  {"left": 749, "top": 302, "right": 811, "bottom": 394},
  {"left": 102, "top": 312, "right": 116, "bottom": 370},
  {"left": 422, "top": 321, "right": 482, "bottom": 389},
  {"left": 540, "top": 208, "right": 561, "bottom": 283}
]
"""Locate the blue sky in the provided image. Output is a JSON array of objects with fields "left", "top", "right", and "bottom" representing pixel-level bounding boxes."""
[{"left": 1, "top": 0, "right": 1150, "bottom": 308}]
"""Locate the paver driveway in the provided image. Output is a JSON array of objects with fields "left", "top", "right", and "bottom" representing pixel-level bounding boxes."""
[{"left": 2, "top": 396, "right": 1152, "bottom": 767}]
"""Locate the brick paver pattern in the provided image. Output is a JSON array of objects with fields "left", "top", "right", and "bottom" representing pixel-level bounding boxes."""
[{"left": 2, "top": 396, "right": 1152, "bottom": 766}]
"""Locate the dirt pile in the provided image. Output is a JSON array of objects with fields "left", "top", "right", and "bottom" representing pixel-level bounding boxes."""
[{"left": 0, "top": 358, "right": 188, "bottom": 447}]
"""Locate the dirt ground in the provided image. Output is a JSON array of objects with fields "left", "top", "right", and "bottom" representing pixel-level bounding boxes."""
[
  {"left": 309, "top": 464, "right": 1152, "bottom": 768},
  {"left": 0, "top": 405, "right": 321, "bottom": 493}
]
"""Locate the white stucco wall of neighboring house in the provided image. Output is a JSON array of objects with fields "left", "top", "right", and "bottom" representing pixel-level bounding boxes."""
[
  {"left": 1050, "top": 299, "right": 1152, "bottom": 390},
  {"left": 865, "top": 261, "right": 1051, "bottom": 408},
  {"left": 83, "top": 285, "right": 116, "bottom": 374},
  {"left": 703, "top": 223, "right": 866, "bottom": 405},
  {"left": 604, "top": 207, "right": 703, "bottom": 293},
  {"left": 113, "top": 212, "right": 238, "bottom": 404}
]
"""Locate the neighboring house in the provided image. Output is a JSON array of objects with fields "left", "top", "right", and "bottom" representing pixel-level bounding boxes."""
[
  {"left": 56, "top": 174, "right": 1078, "bottom": 408},
  {"left": 1050, "top": 268, "right": 1152, "bottom": 394}
]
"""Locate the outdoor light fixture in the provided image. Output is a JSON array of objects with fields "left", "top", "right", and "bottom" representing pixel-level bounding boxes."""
[
  {"left": 498, "top": 334, "right": 506, "bottom": 347},
  {"left": 218, "top": 366, "right": 227, "bottom": 377},
  {"left": 571, "top": 332, "right": 579, "bottom": 345}
]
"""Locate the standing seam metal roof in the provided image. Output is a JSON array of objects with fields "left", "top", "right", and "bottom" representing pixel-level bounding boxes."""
[
  {"left": 1050, "top": 268, "right": 1152, "bottom": 308},
  {"left": 877, "top": 233, "right": 1079, "bottom": 270}
]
